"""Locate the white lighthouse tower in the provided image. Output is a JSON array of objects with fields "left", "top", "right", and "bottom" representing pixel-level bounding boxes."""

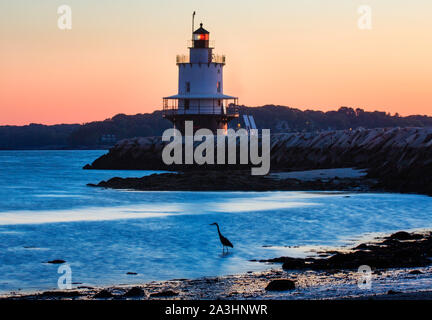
[{"left": 163, "top": 22, "right": 238, "bottom": 134}]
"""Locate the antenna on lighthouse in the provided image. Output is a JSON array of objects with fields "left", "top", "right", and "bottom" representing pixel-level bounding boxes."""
[{"left": 192, "top": 11, "right": 196, "bottom": 40}]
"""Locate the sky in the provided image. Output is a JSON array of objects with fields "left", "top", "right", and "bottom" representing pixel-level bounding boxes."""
[{"left": 0, "top": 0, "right": 431, "bottom": 125}]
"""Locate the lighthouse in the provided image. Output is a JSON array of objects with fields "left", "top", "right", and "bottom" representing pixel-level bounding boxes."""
[{"left": 163, "top": 22, "right": 239, "bottom": 134}]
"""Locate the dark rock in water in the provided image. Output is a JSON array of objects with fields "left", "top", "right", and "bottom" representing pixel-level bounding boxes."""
[
  {"left": 408, "top": 270, "right": 423, "bottom": 275},
  {"left": 265, "top": 279, "right": 296, "bottom": 291},
  {"left": 90, "top": 170, "right": 372, "bottom": 193},
  {"left": 124, "top": 287, "right": 145, "bottom": 297},
  {"left": 259, "top": 231, "right": 432, "bottom": 271},
  {"left": 382, "top": 239, "right": 401, "bottom": 246},
  {"left": 94, "top": 290, "right": 113, "bottom": 298},
  {"left": 355, "top": 243, "right": 369, "bottom": 250},
  {"left": 389, "top": 231, "right": 423, "bottom": 241},
  {"left": 126, "top": 272, "right": 138, "bottom": 275},
  {"left": 46, "top": 260, "right": 66, "bottom": 264},
  {"left": 150, "top": 290, "right": 179, "bottom": 297},
  {"left": 326, "top": 269, "right": 341, "bottom": 274},
  {"left": 39, "top": 291, "right": 81, "bottom": 298},
  {"left": 387, "top": 290, "right": 401, "bottom": 295},
  {"left": 281, "top": 258, "right": 307, "bottom": 270}
]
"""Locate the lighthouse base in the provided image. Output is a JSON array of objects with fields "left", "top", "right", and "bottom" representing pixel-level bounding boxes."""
[{"left": 164, "top": 114, "right": 238, "bottom": 135}]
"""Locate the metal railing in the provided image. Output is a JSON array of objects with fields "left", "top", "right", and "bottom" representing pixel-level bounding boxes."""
[
  {"left": 163, "top": 98, "right": 239, "bottom": 117},
  {"left": 176, "top": 55, "right": 189, "bottom": 64},
  {"left": 176, "top": 54, "right": 226, "bottom": 65}
]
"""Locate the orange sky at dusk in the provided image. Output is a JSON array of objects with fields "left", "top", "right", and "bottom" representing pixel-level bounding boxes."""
[{"left": 0, "top": 0, "right": 431, "bottom": 125}]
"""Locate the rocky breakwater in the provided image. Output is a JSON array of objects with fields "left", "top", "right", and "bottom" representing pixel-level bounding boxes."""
[
  {"left": 270, "top": 127, "right": 432, "bottom": 195},
  {"left": 84, "top": 127, "right": 432, "bottom": 195}
]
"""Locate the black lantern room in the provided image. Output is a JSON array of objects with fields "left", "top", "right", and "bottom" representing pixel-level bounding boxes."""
[{"left": 193, "top": 23, "right": 210, "bottom": 48}]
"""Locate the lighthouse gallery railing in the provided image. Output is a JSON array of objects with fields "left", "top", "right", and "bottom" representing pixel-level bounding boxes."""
[
  {"left": 163, "top": 98, "right": 239, "bottom": 117},
  {"left": 176, "top": 54, "right": 226, "bottom": 65}
]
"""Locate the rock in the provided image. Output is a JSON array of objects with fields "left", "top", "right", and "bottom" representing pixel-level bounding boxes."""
[
  {"left": 387, "top": 290, "right": 401, "bottom": 295},
  {"left": 39, "top": 291, "right": 81, "bottom": 298},
  {"left": 355, "top": 243, "right": 369, "bottom": 250},
  {"left": 265, "top": 279, "right": 295, "bottom": 291},
  {"left": 258, "top": 231, "right": 432, "bottom": 271},
  {"left": 90, "top": 170, "right": 372, "bottom": 193},
  {"left": 382, "top": 239, "right": 401, "bottom": 246},
  {"left": 124, "top": 287, "right": 145, "bottom": 297},
  {"left": 281, "top": 257, "right": 307, "bottom": 270},
  {"left": 389, "top": 231, "right": 423, "bottom": 241},
  {"left": 94, "top": 290, "right": 113, "bottom": 298},
  {"left": 150, "top": 290, "right": 179, "bottom": 297},
  {"left": 126, "top": 272, "right": 138, "bottom": 275},
  {"left": 408, "top": 270, "right": 423, "bottom": 275},
  {"left": 46, "top": 260, "right": 66, "bottom": 264}
]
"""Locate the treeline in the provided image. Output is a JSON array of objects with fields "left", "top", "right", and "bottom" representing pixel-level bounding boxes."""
[
  {"left": 0, "top": 123, "right": 80, "bottom": 149},
  {"left": 1, "top": 106, "right": 432, "bottom": 149},
  {"left": 237, "top": 105, "right": 432, "bottom": 132},
  {"left": 67, "top": 112, "right": 171, "bottom": 147}
]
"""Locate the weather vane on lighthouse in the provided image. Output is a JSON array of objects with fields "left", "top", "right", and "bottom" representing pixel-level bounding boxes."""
[{"left": 163, "top": 13, "right": 239, "bottom": 134}]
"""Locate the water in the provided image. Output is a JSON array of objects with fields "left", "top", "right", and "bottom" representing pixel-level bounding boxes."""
[{"left": 0, "top": 150, "right": 432, "bottom": 294}]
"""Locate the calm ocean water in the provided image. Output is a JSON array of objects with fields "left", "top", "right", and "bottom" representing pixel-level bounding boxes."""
[{"left": 0, "top": 150, "right": 432, "bottom": 294}]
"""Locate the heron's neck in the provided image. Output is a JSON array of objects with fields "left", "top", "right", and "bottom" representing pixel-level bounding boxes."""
[{"left": 215, "top": 224, "right": 221, "bottom": 235}]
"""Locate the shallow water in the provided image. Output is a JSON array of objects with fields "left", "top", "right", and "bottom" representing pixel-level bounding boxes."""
[{"left": 0, "top": 150, "right": 431, "bottom": 294}]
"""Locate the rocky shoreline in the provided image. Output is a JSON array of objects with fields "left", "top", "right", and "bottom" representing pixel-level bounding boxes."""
[
  {"left": 257, "top": 231, "right": 432, "bottom": 270},
  {"left": 3, "top": 231, "right": 432, "bottom": 300},
  {"left": 88, "top": 170, "right": 378, "bottom": 192}
]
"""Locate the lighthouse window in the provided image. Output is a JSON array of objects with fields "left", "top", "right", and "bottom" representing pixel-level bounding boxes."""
[
  {"left": 184, "top": 99, "right": 190, "bottom": 110},
  {"left": 194, "top": 34, "right": 209, "bottom": 41},
  {"left": 217, "top": 81, "right": 221, "bottom": 93},
  {"left": 186, "top": 82, "right": 190, "bottom": 93}
]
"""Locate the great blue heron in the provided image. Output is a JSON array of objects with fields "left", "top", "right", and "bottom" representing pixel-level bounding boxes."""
[{"left": 210, "top": 222, "right": 233, "bottom": 253}]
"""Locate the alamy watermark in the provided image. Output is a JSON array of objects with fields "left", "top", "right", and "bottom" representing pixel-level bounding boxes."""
[
  {"left": 357, "top": 265, "right": 372, "bottom": 289},
  {"left": 358, "top": 5, "right": 372, "bottom": 30},
  {"left": 55, "top": 5, "right": 372, "bottom": 31},
  {"left": 162, "top": 121, "right": 271, "bottom": 176},
  {"left": 57, "top": 264, "right": 72, "bottom": 289},
  {"left": 57, "top": 5, "right": 72, "bottom": 30}
]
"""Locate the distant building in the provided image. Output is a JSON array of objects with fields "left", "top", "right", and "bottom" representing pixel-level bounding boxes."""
[
  {"left": 100, "top": 134, "right": 116, "bottom": 144},
  {"left": 163, "top": 22, "right": 239, "bottom": 134}
]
